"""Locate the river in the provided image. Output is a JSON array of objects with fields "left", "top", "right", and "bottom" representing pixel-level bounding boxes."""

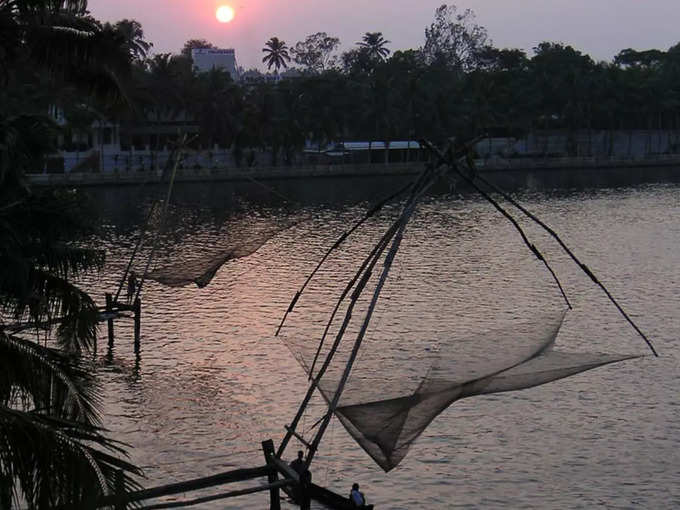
[{"left": 83, "top": 167, "right": 680, "bottom": 509}]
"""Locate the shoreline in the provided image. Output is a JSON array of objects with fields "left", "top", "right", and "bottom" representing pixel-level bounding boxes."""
[{"left": 27, "top": 156, "right": 680, "bottom": 187}]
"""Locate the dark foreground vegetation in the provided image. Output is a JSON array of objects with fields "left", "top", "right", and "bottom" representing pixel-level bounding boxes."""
[{"left": 1, "top": 1, "right": 141, "bottom": 507}]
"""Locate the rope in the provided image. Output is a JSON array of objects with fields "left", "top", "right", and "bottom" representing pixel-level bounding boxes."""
[
  {"left": 471, "top": 169, "right": 658, "bottom": 356},
  {"left": 445, "top": 173, "right": 572, "bottom": 309},
  {"left": 275, "top": 181, "right": 414, "bottom": 337},
  {"left": 423, "top": 139, "right": 658, "bottom": 357},
  {"left": 276, "top": 164, "right": 438, "bottom": 460},
  {"left": 307, "top": 163, "right": 442, "bottom": 378}
]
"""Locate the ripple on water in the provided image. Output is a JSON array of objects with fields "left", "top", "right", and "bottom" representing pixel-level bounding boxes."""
[{"left": 80, "top": 179, "right": 680, "bottom": 509}]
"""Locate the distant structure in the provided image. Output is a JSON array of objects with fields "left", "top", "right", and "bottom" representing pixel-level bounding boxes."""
[{"left": 191, "top": 48, "right": 238, "bottom": 79}]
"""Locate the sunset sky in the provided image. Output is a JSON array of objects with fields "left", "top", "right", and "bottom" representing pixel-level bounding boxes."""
[{"left": 88, "top": 0, "right": 680, "bottom": 70}]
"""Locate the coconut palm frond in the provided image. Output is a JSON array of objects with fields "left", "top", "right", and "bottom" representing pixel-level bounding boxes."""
[
  {"left": 0, "top": 331, "right": 100, "bottom": 424},
  {"left": 0, "top": 113, "right": 59, "bottom": 185},
  {"left": 27, "top": 22, "right": 131, "bottom": 100},
  {"left": 25, "top": 244, "right": 104, "bottom": 280},
  {"left": 35, "top": 269, "right": 99, "bottom": 351},
  {"left": 12, "top": 0, "right": 89, "bottom": 16},
  {"left": 2, "top": 268, "right": 99, "bottom": 352},
  {"left": 0, "top": 1, "right": 21, "bottom": 81},
  {"left": 0, "top": 405, "right": 142, "bottom": 509}
]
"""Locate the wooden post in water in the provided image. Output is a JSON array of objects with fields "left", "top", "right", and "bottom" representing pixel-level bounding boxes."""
[
  {"left": 133, "top": 298, "right": 141, "bottom": 354},
  {"left": 106, "top": 293, "right": 115, "bottom": 349},
  {"left": 261, "top": 440, "right": 281, "bottom": 510}
]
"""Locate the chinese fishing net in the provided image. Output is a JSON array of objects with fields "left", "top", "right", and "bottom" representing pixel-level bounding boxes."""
[
  {"left": 278, "top": 179, "right": 641, "bottom": 472},
  {"left": 125, "top": 181, "right": 303, "bottom": 289},
  {"left": 146, "top": 211, "right": 299, "bottom": 288}
]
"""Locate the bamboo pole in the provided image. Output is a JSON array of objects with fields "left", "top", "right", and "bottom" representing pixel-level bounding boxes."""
[
  {"left": 277, "top": 168, "right": 435, "bottom": 461},
  {"left": 304, "top": 162, "right": 440, "bottom": 469},
  {"left": 140, "top": 480, "right": 294, "bottom": 510},
  {"left": 96, "top": 466, "right": 273, "bottom": 507},
  {"left": 262, "top": 440, "right": 280, "bottom": 510}
]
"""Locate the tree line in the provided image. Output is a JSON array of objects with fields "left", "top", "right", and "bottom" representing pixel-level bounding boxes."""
[
  {"left": 6, "top": 3, "right": 680, "bottom": 165},
  {"left": 60, "top": 5, "right": 680, "bottom": 163}
]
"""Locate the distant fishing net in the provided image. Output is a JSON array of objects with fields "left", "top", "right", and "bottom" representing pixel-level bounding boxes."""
[
  {"left": 123, "top": 173, "right": 394, "bottom": 290},
  {"left": 279, "top": 190, "right": 640, "bottom": 472},
  {"left": 113, "top": 173, "right": 307, "bottom": 289},
  {"left": 146, "top": 211, "right": 300, "bottom": 288}
]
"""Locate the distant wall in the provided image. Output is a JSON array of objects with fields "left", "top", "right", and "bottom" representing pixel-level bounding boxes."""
[
  {"left": 28, "top": 162, "right": 423, "bottom": 186},
  {"left": 475, "top": 130, "right": 680, "bottom": 158},
  {"left": 40, "top": 129, "right": 680, "bottom": 176}
]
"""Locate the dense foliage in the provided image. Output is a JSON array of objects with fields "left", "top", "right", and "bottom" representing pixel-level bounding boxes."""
[
  {"left": 0, "top": 0, "right": 141, "bottom": 507},
  {"left": 86, "top": 4, "right": 680, "bottom": 164}
]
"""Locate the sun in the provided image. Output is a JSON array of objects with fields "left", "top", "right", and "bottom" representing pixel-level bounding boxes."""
[{"left": 216, "top": 5, "right": 235, "bottom": 23}]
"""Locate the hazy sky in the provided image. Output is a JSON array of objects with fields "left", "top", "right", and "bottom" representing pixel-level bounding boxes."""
[{"left": 88, "top": 0, "right": 680, "bottom": 69}]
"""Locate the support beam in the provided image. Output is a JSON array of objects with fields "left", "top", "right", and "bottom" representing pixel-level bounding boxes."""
[
  {"left": 284, "top": 425, "right": 313, "bottom": 450},
  {"left": 271, "top": 456, "right": 299, "bottom": 483},
  {"left": 262, "top": 439, "right": 281, "bottom": 510},
  {"left": 96, "top": 465, "right": 273, "bottom": 507},
  {"left": 140, "top": 480, "right": 294, "bottom": 510}
]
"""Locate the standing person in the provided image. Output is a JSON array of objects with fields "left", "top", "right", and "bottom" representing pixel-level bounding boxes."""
[
  {"left": 349, "top": 483, "right": 366, "bottom": 508},
  {"left": 289, "top": 450, "right": 305, "bottom": 476},
  {"left": 127, "top": 271, "right": 138, "bottom": 304},
  {"left": 299, "top": 468, "right": 312, "bottom": 510},
  {"left": 290, "top": 451, "right": 312, "bottom": 509}
]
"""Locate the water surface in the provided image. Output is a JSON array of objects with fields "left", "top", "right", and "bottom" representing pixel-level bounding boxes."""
[{"left": 84, "top": 169, "right": 680, "bottom": 509}]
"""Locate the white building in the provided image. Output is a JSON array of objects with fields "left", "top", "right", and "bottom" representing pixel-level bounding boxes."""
[{"left": 191, "top": 48, "right": 238, "bottom": 79}]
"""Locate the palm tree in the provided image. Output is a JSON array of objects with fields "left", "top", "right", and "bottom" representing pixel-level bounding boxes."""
[
  {"left": 358, "top": 32, "right": 391, "bottom": 62},
  {"left": 0, "top": 1, "right": 141, "bottom": 506},
  {"left": 0, "top": 190, "right": 143, "bottom": 508},
  {"left": 112, "top": 18, "right": 152, "bottom": 61},
  {"left": 261, "top": 37, "right": 290, "bottom": 72}
]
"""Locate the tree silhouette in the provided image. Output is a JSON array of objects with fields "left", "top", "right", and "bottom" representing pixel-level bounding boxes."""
[
  {"left": 358, "top": 32, "right": 391, "bottom": 61},
  {"left": 262, "top": 37, "right": 291, "bottom": 72},
  {"left": 111, "top": 18, "right": 152, "bottom": 61}
]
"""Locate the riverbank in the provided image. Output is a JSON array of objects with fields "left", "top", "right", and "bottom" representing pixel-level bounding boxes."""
[{"left": 27, "top": 155, "right": 680, "bottom": 187}]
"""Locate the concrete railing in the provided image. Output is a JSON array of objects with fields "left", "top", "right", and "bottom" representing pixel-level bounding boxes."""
[
  {"left": 28, "top": 162, "right": 425, "bottom": 186},
  {"left": 27, "top": 155, "right": 680, "bottom": 187}
]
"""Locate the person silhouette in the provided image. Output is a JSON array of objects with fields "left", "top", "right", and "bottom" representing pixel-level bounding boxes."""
[
  {"left": 349, "top": 482, "right": 366, "bottom": 507},
  {"left": 127, "top": 271, "right": 138, "bottom": 304},
  {"left": 289, "top": 450, "right": 305, "bottom": 476}
]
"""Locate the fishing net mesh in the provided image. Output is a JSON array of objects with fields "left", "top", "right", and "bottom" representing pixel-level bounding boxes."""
[
  {"left": 147, "top": 218, "right": 299, "bottom": 288},
  {"left": 279, "top": 198, "right": 638, "bottom": 471},
  {"left": 127, "top": 193, "right": 301, "bottom": 288}
]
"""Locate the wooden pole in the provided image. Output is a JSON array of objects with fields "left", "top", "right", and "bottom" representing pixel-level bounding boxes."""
[
  {"left": 300, "top": 469, "right": 311, "bottom": 510},
  {"left": 140, "top": 480, "right": 294, "bottom": 510},
  {"left": 305, "top": 166, "right": 435, "bottom": 470},
  {"left": 106, "top": 293, "right": 115, "bottom": 349},
  {"left": 96, "top": 466, "right": 273, "bottom": 508},
  {"left": 261, "top": 440, "right": 280, "bottom": 510},
  {"left": 133, "top": 298, "right": 141, "bottom": 354}
]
